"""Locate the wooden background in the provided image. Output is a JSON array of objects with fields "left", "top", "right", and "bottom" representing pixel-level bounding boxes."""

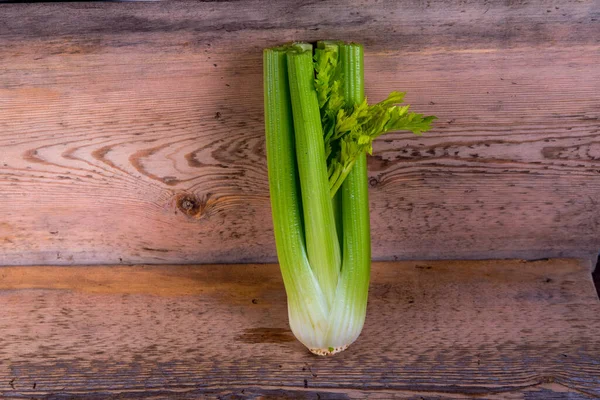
[
  {"left": 1, "top": 0, "right": 599, "bottom": 265},
  {"left": 0, "top": 259, "right": 598, "bottom": 399}
]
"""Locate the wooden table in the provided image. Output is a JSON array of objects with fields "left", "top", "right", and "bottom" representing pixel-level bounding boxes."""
[
  {"left": 1, "top": 0, "right": 599, "bottom": 264},
  {"left": 1, "top": 259, "right": 599, "bottom": 399},
  {"left": 1, "top": 1, "right": 599, "bottom": 398}
]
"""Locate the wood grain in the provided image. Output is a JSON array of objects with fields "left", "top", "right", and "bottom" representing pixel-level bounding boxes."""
[
  {"left": 1, "top": 1, "right": 600, "bottom": 265},
  {"left": 0, "top": 259, "right": 598, "bottom": 399}
]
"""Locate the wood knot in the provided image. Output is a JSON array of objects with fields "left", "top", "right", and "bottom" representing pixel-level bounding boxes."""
[
  {"left": 369, "top": 177, "right": 379, "bottom": 188},
  {"left": 176, "top": 194, "right": 201, "bottom": 217}
]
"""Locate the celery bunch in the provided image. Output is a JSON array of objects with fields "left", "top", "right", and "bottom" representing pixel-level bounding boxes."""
[{"left": 264, "top": 41, "right": 435, "bottom": 355}]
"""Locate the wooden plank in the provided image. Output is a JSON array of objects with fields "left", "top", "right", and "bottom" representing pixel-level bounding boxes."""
[
  {"left": 0, "top": 259, "right": 598, "bottom": 399},
  {"left": 1, "top": 1, "right": 599, "bottom": 265}
]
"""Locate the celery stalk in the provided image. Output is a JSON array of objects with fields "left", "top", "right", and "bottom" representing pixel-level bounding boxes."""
[
  {"left": 287, "top": 46, "right": 341, "bottom": 308},
  {"left": 264, "top": 41, "right": 435, "bottom": 356},
  {"left": 263, "top": 47, "right": 329, "bottom": 348},
  {"left": 323, "top": 44, "right": 371, "bottom": 352}
]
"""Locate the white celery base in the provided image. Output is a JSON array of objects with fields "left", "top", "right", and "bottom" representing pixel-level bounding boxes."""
[{"left": 309, "top": 345, "right": 349, "bottom": 356}]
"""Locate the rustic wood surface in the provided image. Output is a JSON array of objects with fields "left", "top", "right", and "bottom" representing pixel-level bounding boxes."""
[
  {"left": 0, "top": 1, "right": 598, "bottom": 265},
  {"left": 0, "top": 259, "right": 597, "bottom": 399}
]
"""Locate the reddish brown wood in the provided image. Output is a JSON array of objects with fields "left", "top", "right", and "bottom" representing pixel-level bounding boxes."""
[
  {"left": 0, "top": 1, "right": 599, "bottom": 265},
  {"left": 0, "top": 259, "right": 597, "bottom": 398}
]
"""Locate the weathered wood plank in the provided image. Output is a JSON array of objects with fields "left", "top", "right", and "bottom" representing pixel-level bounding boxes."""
[
  {"left": 0, "top": 259, "right": 598, "bottom": 398},
  {"left": 1, "top": 1, "right": 599, "bottom": 265}
]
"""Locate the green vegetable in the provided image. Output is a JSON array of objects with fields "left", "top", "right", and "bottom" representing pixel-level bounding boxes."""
[{"left": 264, "top": 41, "right": 435, "bottom": 355}]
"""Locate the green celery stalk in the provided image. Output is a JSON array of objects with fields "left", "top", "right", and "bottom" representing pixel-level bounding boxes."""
[
  {"left": 263, "top": 47, "right": 329, "bottom": 348},
  {"left": 264, "top": 41, "right": 436, "bottom": 356},
  {"left": 323, "top": 43, "right": 371, "bottom": 352},
  {"left": 286, "top": 45, "right": 341, "bottom": 309}
]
